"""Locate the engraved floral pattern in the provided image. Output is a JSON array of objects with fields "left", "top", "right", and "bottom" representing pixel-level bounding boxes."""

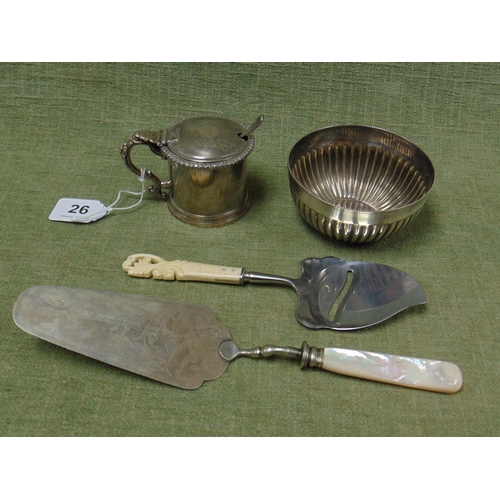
[
  {"left": 15, "top": 286, "right": 231, "bottom": 390},
  {"left": 111, "top": 309, "right": 230, "bottom": 387}
]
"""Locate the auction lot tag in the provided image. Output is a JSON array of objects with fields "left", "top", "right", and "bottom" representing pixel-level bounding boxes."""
[{"left": 49, "top": 198, "right": 108, "bottom": 223}]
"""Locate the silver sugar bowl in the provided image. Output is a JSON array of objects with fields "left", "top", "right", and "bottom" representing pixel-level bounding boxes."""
[{"left": 121, "top": 114, "right": 264, "bottom": 227}]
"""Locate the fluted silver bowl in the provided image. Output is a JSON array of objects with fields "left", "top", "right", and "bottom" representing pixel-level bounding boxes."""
[{"left": 288, "top": 125, "right": 435, "bottom": 243}]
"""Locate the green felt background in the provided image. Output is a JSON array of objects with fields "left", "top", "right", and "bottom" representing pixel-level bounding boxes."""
[{"left": 1, "top": 62, "right": 498, "bottom": 436}]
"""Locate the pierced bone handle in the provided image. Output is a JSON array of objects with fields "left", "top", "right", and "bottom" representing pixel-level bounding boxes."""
[
  {"left": 122, "top": 254, "right": 243, "bottom": 284},
  {"left": 310, "top": 347, "right": 463, "bottom": 393}
]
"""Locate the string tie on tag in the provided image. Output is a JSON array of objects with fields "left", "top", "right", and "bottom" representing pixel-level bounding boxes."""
[{"left": 71, "top": 169, "right": 147, "bottom": 222}]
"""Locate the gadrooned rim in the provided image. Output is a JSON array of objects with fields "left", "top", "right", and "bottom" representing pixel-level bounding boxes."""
[{"left": 160, "top": 115, "right": 256, "bottom": 169}]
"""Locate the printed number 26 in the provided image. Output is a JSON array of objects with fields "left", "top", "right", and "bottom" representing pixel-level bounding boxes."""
[{"left": 68, "top": 204, "right": 90, "bottom": 214}]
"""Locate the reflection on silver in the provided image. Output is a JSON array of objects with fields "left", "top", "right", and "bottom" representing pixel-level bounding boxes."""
[
  {"left": 13, "top": 286, "right": 462, "bottom": 393},
  {"left": 288, "top": 125, "right": 434, "bottom": 243},
  {"left": 121, "top": 115, "right": 264, "bottom": 227}
]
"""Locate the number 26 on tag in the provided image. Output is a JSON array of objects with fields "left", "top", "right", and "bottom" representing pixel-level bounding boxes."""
[
  {"left": 49, "top": 198, "right": 107, "bottom": 223},
  {"left": 68, "top": 203, "right": 90, "bottom": 214}
]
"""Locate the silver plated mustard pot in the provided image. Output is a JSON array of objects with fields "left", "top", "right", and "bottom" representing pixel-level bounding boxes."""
[{"left": 121, "top": 114, "right": 264, "bottom": 227}]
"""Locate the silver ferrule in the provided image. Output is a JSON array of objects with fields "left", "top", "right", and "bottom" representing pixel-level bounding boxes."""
[
  {"left": 238, "top": 268, "right": 246, "bottom": 284},
  {"left": 300, "top": 341, "right": 324, "bottom": 370}
]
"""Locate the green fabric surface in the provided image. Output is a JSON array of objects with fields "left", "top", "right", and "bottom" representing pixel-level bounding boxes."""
[{"left": 1, "top": 62, "right": 498, "bottom": 436}]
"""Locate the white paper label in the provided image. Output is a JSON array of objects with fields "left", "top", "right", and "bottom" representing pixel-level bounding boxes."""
[{"left": 49, "top": 198, "right": 108, "bottom": 223}]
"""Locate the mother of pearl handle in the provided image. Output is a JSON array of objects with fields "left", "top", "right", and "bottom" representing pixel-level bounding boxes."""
[{"left": 320, "top": 348, "right": 463, "bottom": 393}]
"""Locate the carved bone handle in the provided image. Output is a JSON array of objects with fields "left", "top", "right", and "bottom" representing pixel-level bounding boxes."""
[{"left": 122, "top": 254, "right": 243, "bottom": 284}]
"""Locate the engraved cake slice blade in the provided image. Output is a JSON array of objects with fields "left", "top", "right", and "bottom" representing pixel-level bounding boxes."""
[
  {"left": 12, "top": 286, "right": 463, "bottom": 393},
  {"left": 12, "top": 285, "right": 231, "bottom": 389}
]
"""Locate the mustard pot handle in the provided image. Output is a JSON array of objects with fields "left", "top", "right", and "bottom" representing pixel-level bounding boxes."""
[{"left": 121, "top": 130, "right": 172, "bottom": 199}]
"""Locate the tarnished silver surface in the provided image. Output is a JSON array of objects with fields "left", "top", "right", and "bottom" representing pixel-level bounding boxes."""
[
  {"left": 122, "top": 253, "right": 427, "bottom": 331},
  {"left": 219, "top": 340, "right": 303, "bottom": 362},
  {"left": 121, "top": 114, "right": 263, "bottom": 227},
  {"left": 288, "top": 125, "right": 435, "bottom": 243},
  {"left": 12, "top": 286, "right": 462, "bottom": 393},
  {"left": 243, "top": 256, "right": 426, "bottom": 330},
  {"left": 12, "top": 286, "right": 231, "bottom": 389},
  {"left": 218, "top": 340, "right": 324, "bottom": 369}
]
